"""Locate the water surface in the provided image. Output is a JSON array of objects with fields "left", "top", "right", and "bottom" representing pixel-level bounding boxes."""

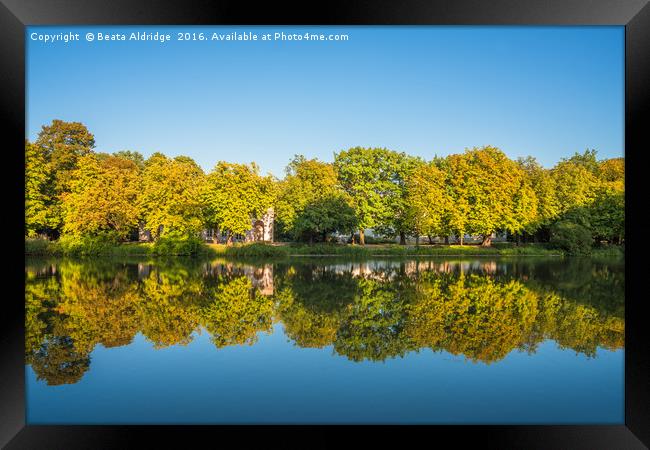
[{"left": 25, "top": 256, "right": 624, "bottom": 424}]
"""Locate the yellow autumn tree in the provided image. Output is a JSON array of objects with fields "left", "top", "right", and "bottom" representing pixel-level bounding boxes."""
[
  {"left": 404, "top": 161, "right": 450, "bottom": 245},
  {"left": 139, "top": 153, "right": 206, "bottom": 239},
  {"left": 61, "top": 154, "right": 141, "bottom": 240}
]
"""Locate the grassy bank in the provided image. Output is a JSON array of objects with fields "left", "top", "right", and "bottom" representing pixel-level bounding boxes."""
[
  {"left": 26, "top": 238, "right": 624, "bottom": 258},
  {"left": 590, "top": 245, "right": 625, "bottom": 258},
  {"left": 210, "top": 242, "right": 567, "bottom": 257},
  {"left": 25, "top": 236, "right": 215, "bottom": 257}
]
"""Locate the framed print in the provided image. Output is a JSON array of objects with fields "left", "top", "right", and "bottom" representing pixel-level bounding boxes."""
[{"left": 2, "top": 0, "right": 649, "bottom": 448}]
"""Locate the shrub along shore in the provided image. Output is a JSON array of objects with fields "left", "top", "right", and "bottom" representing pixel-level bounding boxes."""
[{"left": 25, "top": 238, "right": 623, "bottom": 259}]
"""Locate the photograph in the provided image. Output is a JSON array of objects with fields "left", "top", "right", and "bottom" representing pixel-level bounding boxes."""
[
  {"left": 2, "top": 0, "right": 649, "bottom": 448},
  {"left": 24, "top": 24, "right": 626, "bottom": 423}
]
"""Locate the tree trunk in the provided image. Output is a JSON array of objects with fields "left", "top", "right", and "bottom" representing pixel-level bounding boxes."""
[
  {"left": 444, "top": 236, "right": 449, "bottom": 245},
  {"left": 214, "top": 227, "right": 220, "bottom": 244},
  {"left": 516, "top": 233, "right": 521, "bottom": 247},
  {"left": 350, "top": 232, "right": 355, "bottom": 245},
  {"left": 428, "top": 235, "right": 433, "bottom": 245},
  {"left": 481, "top": 234, "right": 492, "bottom": 247},
  {"left": 399, "top": 232, "right": 406, "bottom": 245},
  {"left": 226, "top": 233, "right": 233, "bottom": 246},
  {"left": 459, "top": 235, "right": 463, "bottom": 246},
  {"left": 359, "top": 229, "right": 365, "bottom": 246},
  {"left": 415, "top": 235, "right": 420, "bottom": 247}
]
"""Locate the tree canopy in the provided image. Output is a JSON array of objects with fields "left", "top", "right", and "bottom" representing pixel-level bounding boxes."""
[
  {"left": 25, "top": 120, "right": 624, "bottom": 249},
  {"left": 276, "top": 155, "right": 356, "bottom": 242},
  {"left": 202, "top": 162, "right": 275, "bottom": 243},
  {"left": 404, "top": 162, "right": 449, "bottom": 244},
  {"left": 61, "top": 154, "right": 141, "bottom": 239},
  {"left": 334, "top": 147, "right": 422, "bottom": 244},
  {"left": 139, "top": 153, "right": 205, "bottom": 239}
]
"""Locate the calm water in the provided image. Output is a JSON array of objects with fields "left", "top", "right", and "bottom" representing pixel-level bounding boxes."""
[{"left": 25, "top": 256, "right": 624, "bottom": 424}]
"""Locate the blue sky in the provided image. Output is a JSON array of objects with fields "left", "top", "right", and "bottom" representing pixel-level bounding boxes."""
[{"left": 26, "top": 26, "right": 624, "bottom": 177}]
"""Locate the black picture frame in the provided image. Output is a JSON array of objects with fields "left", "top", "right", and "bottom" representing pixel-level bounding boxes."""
[{"left": 2, "top": 1, "right": 648, "bottom": 448}]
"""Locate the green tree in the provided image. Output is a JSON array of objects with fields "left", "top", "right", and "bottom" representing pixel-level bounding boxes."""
[
  {"left": 517, "top": 157, "right": 560, "bottom": 241},
  {"left": 275, "top": 156, "right": 347, "bottom": 240},
  {"left": 113, "top": 150, "right": 145, "bottom": 170},
  {"left": 551, "top": 153, "right": 601, "bottom": 215},
  {"left": 544, "top": 152, "right": 625, "bottom": 247},
  {"left": 334, "top": 147, "right": 406, "bottom": 245},
  {"left": 27, "top": 120, "right": 97, "bottom": 237},
  {"left": 293, "top": 194, "right": 358, "bottom": 243},
  {"left": 564, "top": 149, "right": 600, "bottom": 175},
  {"left": 35, "top": 119, "right": 96, "bottom": 194},
  {"left": 589, "top": 187, "right": 624, "bottom": 243},
  {"left": 378, "top": 152, "right": 424, "bottom": 244},
  {"left": 25, "top": 140, "right": 56, "bottom": 236},
  {"left": 549, "top": 220, "right": 593, "bottom": 255},
  {"left": 589, "top": 157, "right": 624, "bottom": 243}
]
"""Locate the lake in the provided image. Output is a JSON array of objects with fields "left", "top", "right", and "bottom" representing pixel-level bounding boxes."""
[{"left": 25, "top": 256, "right": 624, "bottom": 424}]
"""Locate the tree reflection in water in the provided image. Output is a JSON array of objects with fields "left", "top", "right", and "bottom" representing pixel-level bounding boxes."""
[{"left": 25, "top": 256, "right": 624, "bottom": 385}]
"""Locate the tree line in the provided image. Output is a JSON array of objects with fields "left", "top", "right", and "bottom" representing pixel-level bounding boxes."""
[{"left": 25, "top": 119, "right": 624, "bottom": 250}]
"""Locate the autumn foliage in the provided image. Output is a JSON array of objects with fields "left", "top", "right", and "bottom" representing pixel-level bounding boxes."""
[{"left": 26, "top": 120, "right": 624, "bottom": 253}]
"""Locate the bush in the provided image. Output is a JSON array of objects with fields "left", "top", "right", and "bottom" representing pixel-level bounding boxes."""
[
  {"left": 26, "top": 232, "right": 210, "bottom": 257},
  {"left": 25, "top": 237, "right": 52, "bottom": 255},
  {"left": 152, "top": 234, "right": 205, "bottom": 256},
  {"left": 497, "top": 243, "right": 561, "bottom": 256},
  {"left": 591, "top": 244, "right": 624, "bottom": 258},
  {"left": 52, "top": 232, "right": 121, "bottom": 256},
  {"left": 549, "top": 221, "right": 593, "bottom": 255}
]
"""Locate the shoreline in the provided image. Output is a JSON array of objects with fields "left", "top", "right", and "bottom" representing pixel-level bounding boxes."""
[{"left": 25, "top": 240, "right": 624, "bottom": 259}]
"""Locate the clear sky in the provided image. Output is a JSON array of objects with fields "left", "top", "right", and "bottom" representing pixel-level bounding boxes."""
[{"left": 26, "top": 26, "right": 624, "bottom": 177}]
